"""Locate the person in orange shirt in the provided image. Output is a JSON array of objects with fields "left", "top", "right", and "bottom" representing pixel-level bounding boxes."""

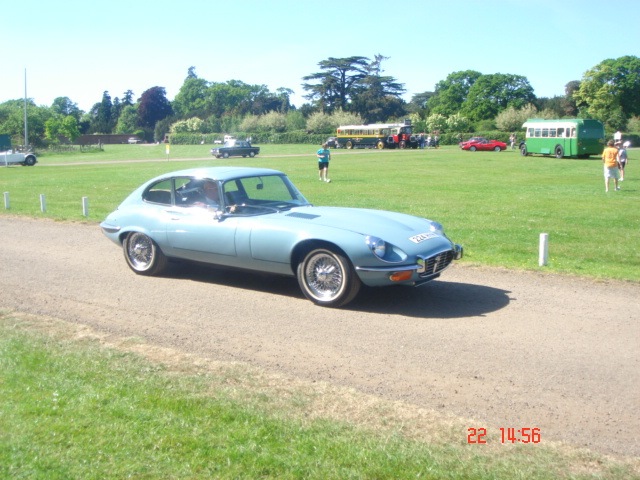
[{"left": 602, "top": 140, "right": 620, "bottom": 192}]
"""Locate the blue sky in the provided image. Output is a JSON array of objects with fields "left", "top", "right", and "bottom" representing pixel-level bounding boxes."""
[{"left": 2, "top": 0, "right": 637, "bottom": 112}]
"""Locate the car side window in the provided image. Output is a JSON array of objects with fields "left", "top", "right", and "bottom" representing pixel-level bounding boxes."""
[
  {"left": 143, "top": 180, "right": 172, "bottom": 205},
  {"left": 175, "top": 177, "right": 205, "bottom": 207}
]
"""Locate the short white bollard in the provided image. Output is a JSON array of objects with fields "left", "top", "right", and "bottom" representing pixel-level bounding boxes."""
[
  {"left": 40, "top": 194, "right": 47, "bottom": 212},
  {"left": 539, "top": 233, "right": 549, "bottom": 266},
  {"left": 3, "top": 192, "right": 9, "bottom": 209},
  {"left": 82, "top": 197, "right": 89, "bottom": 217}
]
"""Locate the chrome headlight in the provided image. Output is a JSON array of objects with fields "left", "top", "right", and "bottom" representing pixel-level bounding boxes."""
[
  {"left": 365, "top": 236, "right": 408, "bottom": 263},
  {"left": 366, "top": 236, "right": 386, "bottom": 259},
  {"left": 429, "top": 221, "right": 445, "bottom": 235}
]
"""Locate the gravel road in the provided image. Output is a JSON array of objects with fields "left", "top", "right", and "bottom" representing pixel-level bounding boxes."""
[{"left": 0, "top": 215, "right": 638, "bottom": 457}]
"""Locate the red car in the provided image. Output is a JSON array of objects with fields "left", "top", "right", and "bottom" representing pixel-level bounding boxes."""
[{"left": 460, "top": 137, "right": 507, "bottom": 152}]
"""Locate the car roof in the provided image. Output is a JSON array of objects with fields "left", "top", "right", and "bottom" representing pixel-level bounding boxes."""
[{"left": 148, "top": 166, "right": 283, "bottom": 184}]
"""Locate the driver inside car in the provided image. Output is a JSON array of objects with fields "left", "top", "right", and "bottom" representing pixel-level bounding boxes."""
[{"left": 197, "top": 181, "right": 220, "bottom": 208}]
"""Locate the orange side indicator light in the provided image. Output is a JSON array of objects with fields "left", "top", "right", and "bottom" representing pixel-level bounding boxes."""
[{"left": 390, "top": 271, "right": 413, "bottom": 282}]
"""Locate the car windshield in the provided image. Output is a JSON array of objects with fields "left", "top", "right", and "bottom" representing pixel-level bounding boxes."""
[{"left": 222, "top": 174, "right": 311, "bottom": 215}]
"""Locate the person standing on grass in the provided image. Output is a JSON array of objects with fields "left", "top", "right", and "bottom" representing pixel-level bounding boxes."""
[
  {"left": 316, "top": 143, "right": 331, "bottom": 182},
  {"left": 602, "top": 140, "right": 620, "bottom": 192},
  {"left": 617, "top": 141, "right": 628, "bottom": 181}
]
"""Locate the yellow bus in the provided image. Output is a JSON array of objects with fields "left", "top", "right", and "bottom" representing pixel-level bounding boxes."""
[{"left": 336, "top": 120, "right": 418, "bottom": 149}]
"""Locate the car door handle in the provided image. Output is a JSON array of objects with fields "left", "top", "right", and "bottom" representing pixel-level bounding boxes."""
[{"left": 164, "top": 210, "right": 185, "bottom": 221}]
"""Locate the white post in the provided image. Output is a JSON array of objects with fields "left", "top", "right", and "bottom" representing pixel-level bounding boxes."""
[
  {"left": 40, "top": 194, "right": 46, "bottom": 212},
  {"left": 539, "top": 233, "right": 549, "bottom": 266},
  {"left": 3, "top": 192, "right": 9, "bottom": 209},
  {"left": 82, "top": 197, "right": 89, "bottom": 217}
]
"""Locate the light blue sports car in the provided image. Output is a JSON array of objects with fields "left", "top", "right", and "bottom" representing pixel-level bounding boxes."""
[{"left": 100, "top": 167, "right": 463, "bottom": 307}]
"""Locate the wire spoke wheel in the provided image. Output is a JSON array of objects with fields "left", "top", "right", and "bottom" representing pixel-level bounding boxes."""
[
  {"left": 297, "top": 248, "right": 360, "bottom": 307},
  {"left": 123, "top": 232, "right": 167, "bottom": 275}
]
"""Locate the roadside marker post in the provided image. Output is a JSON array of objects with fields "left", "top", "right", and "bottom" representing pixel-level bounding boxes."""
[{"left": 539, "top": 233, "right": 549, "bottom": 266}]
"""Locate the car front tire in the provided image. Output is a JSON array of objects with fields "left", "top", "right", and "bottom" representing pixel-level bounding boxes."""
[
  {"left": 123, "top": 232, "right": 168, "bottom": 276},
  {"left": 297, "top": 248, "right": 361, "bottom": 307}
]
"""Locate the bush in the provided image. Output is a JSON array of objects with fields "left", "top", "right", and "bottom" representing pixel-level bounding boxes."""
[{"left": 168, "top": 131, "right": 329, "bottom": 145}]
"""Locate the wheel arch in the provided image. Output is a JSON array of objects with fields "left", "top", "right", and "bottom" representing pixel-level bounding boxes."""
[{"left": 290, "top": 239, "right": 349, "bottom": 274}]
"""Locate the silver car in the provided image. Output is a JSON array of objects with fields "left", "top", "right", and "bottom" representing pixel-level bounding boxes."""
[{"left": 100, "top": 167, "right": 463, "bottom": 307}]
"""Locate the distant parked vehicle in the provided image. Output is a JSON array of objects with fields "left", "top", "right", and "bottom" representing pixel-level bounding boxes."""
[
  {"left": 325, "top": 137, "right": 341, "bottom": 148},
  {"left": 460, "top": 138, "right": 506, "bottom": 152},
  {"left": 128, "top": 137, "right": 142, "bottom": 144},
  {"left": 459, "top": 137, "right": 488, "bottom": 148},
  {"left": 211, "top": 140, "right": 260, "bottom": 159},
  {"left": 1, "top": 149, "right": 37, "bottom": 166},
  {"left": 520, "top": 119, "right": 605, "bottom": 158}
]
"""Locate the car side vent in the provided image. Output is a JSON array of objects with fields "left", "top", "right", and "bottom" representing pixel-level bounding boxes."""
[{"left": 285, "top": 212, "right": 321, "bottom": 220}]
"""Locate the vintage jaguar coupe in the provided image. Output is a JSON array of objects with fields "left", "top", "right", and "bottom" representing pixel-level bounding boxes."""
[{"left": 100, "top": 167, "right": 463, "bottom": 307}]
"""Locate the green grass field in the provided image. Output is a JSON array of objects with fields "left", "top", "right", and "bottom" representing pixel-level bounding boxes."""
[
  {"left": 2, "top": 312, "right": 638, "bottom": 479},
  {"left": 2, "top": 143, "right": 639, "bottom": 281},
  {"left": 1, "top": 145, "right": 639, "bottom": 478}
]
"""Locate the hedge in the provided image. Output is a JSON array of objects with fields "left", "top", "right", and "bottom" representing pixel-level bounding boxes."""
[{"left": 168, "top": 130, "right": 640, "bottom": 147}]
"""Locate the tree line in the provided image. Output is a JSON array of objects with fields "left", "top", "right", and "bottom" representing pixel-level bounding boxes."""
[{"left": 1, "top": 55, "right": 638, "bottom": 147}]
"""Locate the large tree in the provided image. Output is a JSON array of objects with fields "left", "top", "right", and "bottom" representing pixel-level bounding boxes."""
[
  {"left": 427, "top": 70, "right": 482, "bottom": 116},
  {"left": 51, "top": 97, "right": 81, "bottom": 120},
  {"left": 461, "top": 73, "right": 535, "bottom": 121},
  {"left": 302, "top": 56, "right": 370, "bottom": 112},
  {"left": 573, "top": 55, "right": 640, "bottom": 129},
  {"left": 302, "top": 55, "right": 405, "bottom": 120},
  {"left": 89, "top": 91, "right": 115, "bottom": 133},
  {"left": 138, "top": 86, "right": 173, "bottom": 128},
  {"left": 349, "top": 55, "right": 406, "bottom": 122}
]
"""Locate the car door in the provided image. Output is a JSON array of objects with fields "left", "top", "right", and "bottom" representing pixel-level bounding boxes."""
[
  {"left": 164, "top": 177, "right": 239, "bottom": 262},
  {"left": 478, "top": 140, "right": 491, "bottom": 151}
]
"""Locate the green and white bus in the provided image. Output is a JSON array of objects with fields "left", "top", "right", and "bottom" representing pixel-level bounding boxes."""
[{"left": 520, "top": 119, "right": 605, "bottom": 159}]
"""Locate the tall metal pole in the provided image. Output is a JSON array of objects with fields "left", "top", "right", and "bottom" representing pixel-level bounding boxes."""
[{"left": 24, "top": 68, "right": 28, "bottom": 150}]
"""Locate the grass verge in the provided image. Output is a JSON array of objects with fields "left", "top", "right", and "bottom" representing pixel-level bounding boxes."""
[
  {"left": 1, "top": 144, "right": 638, "bottom": 282},
  {"left": 1, "top": 311, "right": 638, "bottom": 479}
]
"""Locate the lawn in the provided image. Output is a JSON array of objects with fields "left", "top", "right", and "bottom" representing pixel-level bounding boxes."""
[
  {"left": 1, "top": 146, "right": 639, "bottom": 478},
  {"left": 1, "top": 143, "right": 638, "bottom": 282},
  {"left": 2, "top": 312, "right": 637, "bottom": 479}
]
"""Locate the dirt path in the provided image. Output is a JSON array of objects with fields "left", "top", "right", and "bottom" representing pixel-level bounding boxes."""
[{"left": 0, "top": 215, "right": 638, "bottom": 457}]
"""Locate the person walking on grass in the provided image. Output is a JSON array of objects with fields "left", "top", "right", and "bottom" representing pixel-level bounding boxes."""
[
  {"left": 602, "top": 140, "right": 620, "bottom": 192},
  {"left": 317, "top": 143, "right": 331, "bottom": 183},
  {"left": 617, "top": 141, "right": 628, "bottom": 181}
]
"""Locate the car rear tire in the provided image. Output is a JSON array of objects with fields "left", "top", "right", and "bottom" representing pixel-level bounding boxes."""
[
  {"left": 297, "top": 248, "right": 361, "bottom": 307},
  {"left": 249, "top": 151, "right": 256, "bottom": 158},
  {"left": 24, "top": 156, "right": 36, "bottom": 166},
  {"left": 123, "top": 232, "right": 168, "bottom": 276},
  {"left": 494, "top": 146, "right": 501, "bottom": 152}
]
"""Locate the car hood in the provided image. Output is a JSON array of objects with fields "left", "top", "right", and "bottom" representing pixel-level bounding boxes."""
[{"left": 277, "top": 206, "right": 450, "bottom": 246}]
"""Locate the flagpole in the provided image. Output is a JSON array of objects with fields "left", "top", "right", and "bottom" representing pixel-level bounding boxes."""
[{"left": 24, "top": 68, "right": 28, "bottom": 149}]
